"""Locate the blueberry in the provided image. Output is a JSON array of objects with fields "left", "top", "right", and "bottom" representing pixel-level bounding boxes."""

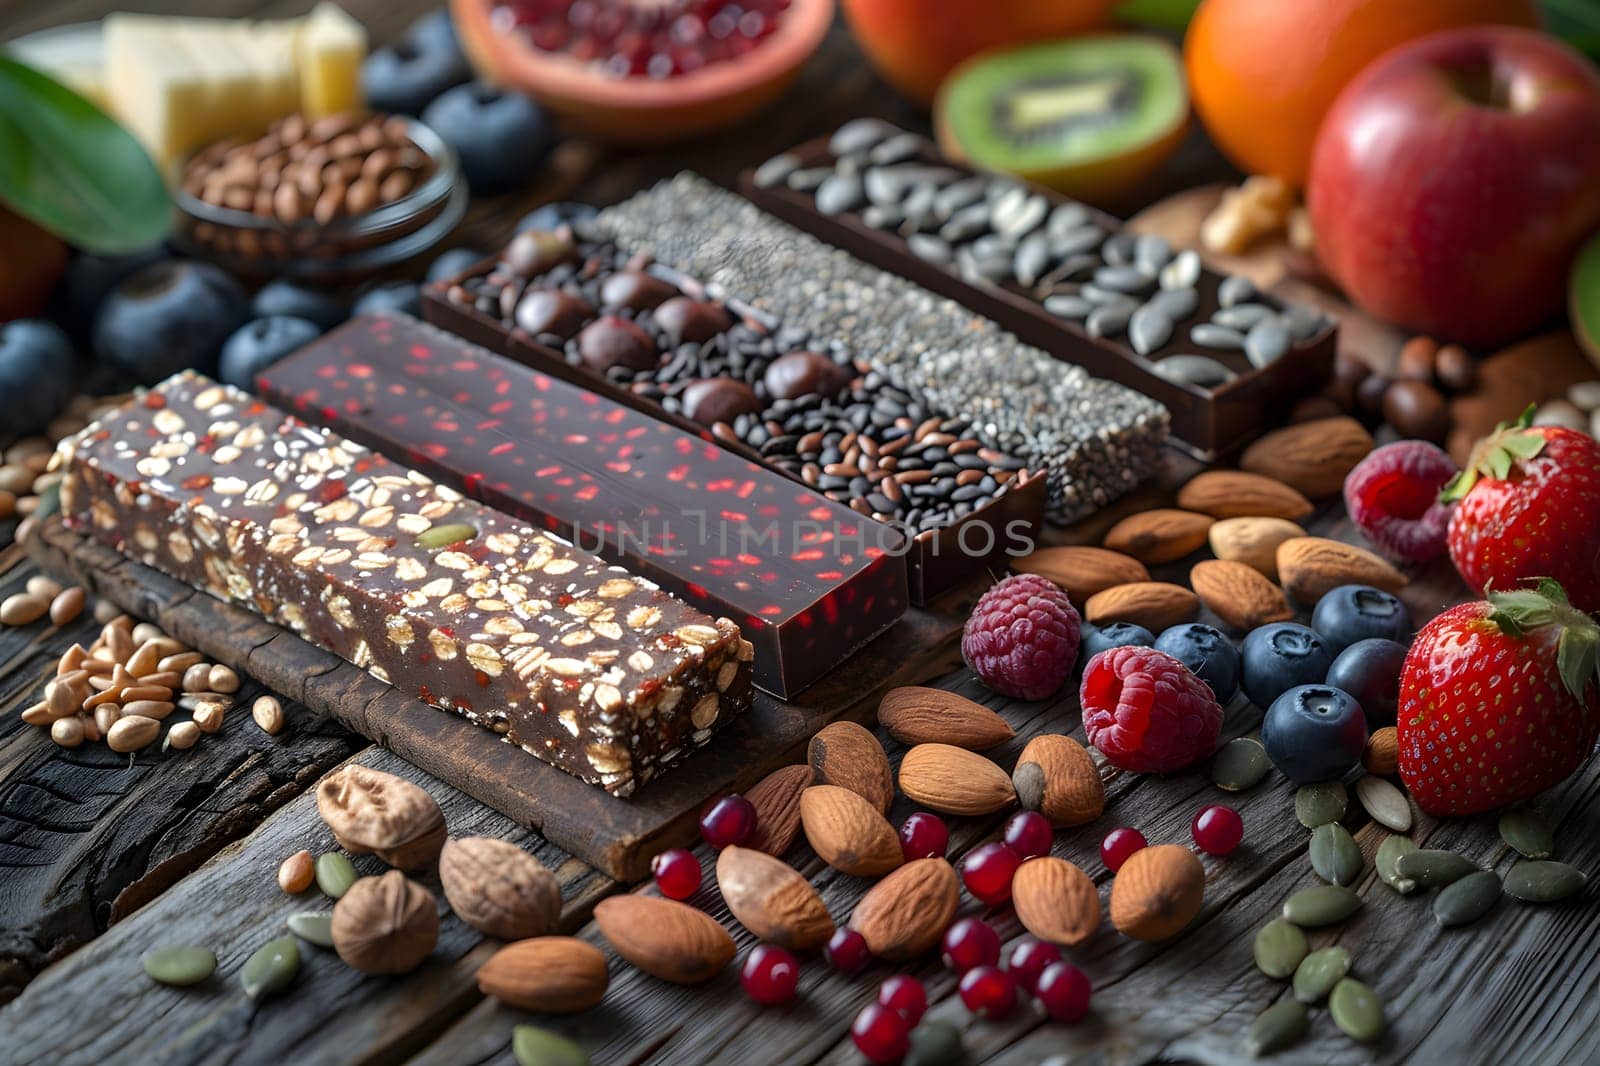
[
  {"left": 1240, "top": 622, "right": 1332, "bottom": 709},
  {"left": 352, "top": 281, "right": 422, "bottom": 318},
  {"left": 218, "top": 317, "right": 323, "bottom": 391},
  {"left": 0, "top": 320, "right": 75, "bottom": 435},
  {"left": 425, "top": 247, "right": 487, "bottom": 284},
  {"left": 1079, "top": 622, "right": 1155, "bottom": 665},
  {"left": 422, "top": 83, "right": 554, "bottom": 195},
  {"left": 1311, "top": 584, "right": 1413, "bottom": 653},
  {"left": 251, "top": 280, "right": 347, "bottom": 331},
  {"left": 361, "top": 12, "right": 471, "bottom": 116},
  {"left": 1154, "top": 623, "right": 1241, "bottom": 703},
  {"left": 517, "top": 202, "right": 599, "bottom": 233},
  {"left": 406, "top": 9, "right": 462, "bottom": 57},
  {"left": 93, "top": 260, "right": 248, "bottom": 383},
  {"left": 1261, "top": 685, "right": 1368, "bottom": 783},
  {"left": 1325, "top": 638, "right": 1408, "bottom": 729},
  {"left": 51, "top": 246, "right": 165, "bottom": 344}
]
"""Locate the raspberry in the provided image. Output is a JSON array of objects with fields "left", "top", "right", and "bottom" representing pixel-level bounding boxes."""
[
  {"left": 1343, "top": 440, "right": 1457, "bottom": 562},
  {"left": 961, "top": 574, "right": 1081, "bottom": 700},
  {"left": 1081, "top": 646, "right": 1223, "bottom": 772}
]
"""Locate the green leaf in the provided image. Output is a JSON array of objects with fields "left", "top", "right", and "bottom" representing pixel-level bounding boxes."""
[
  {"left": 0, "top": 56, "right": 169, "bottom": 253},
  {"left": 1555, "top": 619, "right": 1599, "bottom": 703},
  {"left": 1545, "top": 0, "right": 1600, "bottom": 58}
]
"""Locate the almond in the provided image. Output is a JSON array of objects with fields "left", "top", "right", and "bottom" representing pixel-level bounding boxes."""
[
  {"left": 1189, "top": 559, "right": 1293, "bottom": 631},
  {"left": 1110, "top": 844, "right": 1205, "bottom": 941},
  {"left": 1239, "top": 417, "right": 1374, "bottom": 498},
  {"left": 1208, "top": 516, "right": 1304, "bottom": 580},
  {"left": 1276, "top": 537, "right": 1407, "bottom": 605},
  {"left": 897, "top": 744, "right": 1016, "bottom": 816},
  {"left": 1364, "top": 727, "right": 1398, "bottom": 776},
  {"left": 1083, "top": 582, "right": 1199, "bottom": 632},
  {"left": 799, "top": 785, "right": 903, "bottom": 876},
  {"left": 1012, "top": 546, "right": 1150, "bottom": 603},
  {"left": 848, "top": 858, "right": 959, "bottom": 961},
  {"left": 1177, "top": 470, "right": 1314, "bottom": 521},
  {"left": 716, "top": 846, "right": 834, "bottom": 950},
  {"left": 877, "top": 687, "right": 1015, "bottom": 750},
  {"left": 593, "top": 895, "right": 734, "bottom": 984},
  {"left": 1012, "top": 857, "right": 1100, "bottom": 946},
  {"left": 1102, "top": 509, "right": 1214, "bottom": 565},
  {"left": 1013, "top": 734, "right": 1104, "bottom": 827},
  {"left": 476, "top": 936, "right": 608, "bottom": 1013},
  {"left": 808, "top": 720, "right": 893, "bottom": 813},
  {"left": 744, "top": 764, "right": 811, "bottom": 857}
]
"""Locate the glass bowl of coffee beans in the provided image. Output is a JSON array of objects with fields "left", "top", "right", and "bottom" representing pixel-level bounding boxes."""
[{"left": 172, "top": 112, "right": 467, "bottom": 281}]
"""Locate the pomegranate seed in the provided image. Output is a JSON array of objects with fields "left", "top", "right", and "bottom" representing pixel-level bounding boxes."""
[
  {"left": 1191, "top": 804, "right": 1244, "bottom": 856},
  {"left": 898, "top": 812, "right": 949, "bottom": 861},
  {"left": 941, "top": 916, "right": 1001, "bottom": 973},
  {"left": 961, "top": 842, "right": 1022, "bottom": 905},
  {"left": 1035, "top": 961, "right": 1092, "bottom": 1022},
  {"left": 1002, "top": 810, "right": 1054, "bottom": 859},
  {"left": 824, "top": 927, "right": 872, "bottom": 974},
  {"left": 740, "top": 944, "right": 800, "bottom": 1006},
  {"left": 650, "top": 847, "right": 701, "bottom": 900},
  {"left": 851, "top": 1002, "right": 910, "bottom": 1064},
  {"left": 958, "top": 965, "right": 1019, "bottom": 1019},
  {"left": 699, "top": 793, "right": 757, "bottom": 849},
  {"left": 1004, "top": 938, "right": 1062, "bottom": 996},
  {"left": 1099, "top": 827, "right": 1148, "bottom": 872},
  {"left": 878, "top": 974, "right": 927, "bottom": 1025}
]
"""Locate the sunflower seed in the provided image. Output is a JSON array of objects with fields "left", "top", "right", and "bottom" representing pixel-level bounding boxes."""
[
  {"left": 1245, "top": 318, "right": 1292, "bottom": 369},
  {"left": 315, "top": 851, "right": 359, "bottom": 899},
  {"left": 862, "top": 205, "right": 906, "bottom": 230},
  {"left": 142, "top": 944, "right": 216, "bottom": 987},
  {"left": 753, "top": 154, "right": 800, "bottom": 189},
  {"left": 1310, "top": 823, "right": 1364, "bottom": 885},
  {"left": 514, "top": 1026, "right": 589, "bottom": 1066},
  {"left": 1087, "top": 305, "right": 1133, "bottom": 340},
  {"left": 940, "top": 202, "right": 991, "bottom": 242},
  {"left": 1161, "top": 249, "right": 1201, "bottom": 291},
  {"left": 1376, "top": 834, "right": 1419, "bottom": 894},
  {"left": 1014, "top": 234, "right": 1052, "bottom": 287},
  {"left": 1133, "top": 234, "right": 1172, "bottom": 276},
  {"left": 1047, "top": 201, "right": 1091, "bottom": 236},
  {"left": 1102, "top": 233, "right": 1136, "bottom": 266},
  {"left": 869, "top": 132, "right": 927, "bottom": 165},
  {"left": 908, "top": 234, "right": 953, "bottom": 266},
  {"left": 240, "top": 935, "right": 300, "bottom": 1000},
  {"left": 1498, "top": 809, "right": 1554, "bottom": 860},
  {"left": 1039, "top": 254, "right": 1099, "bottom": 287},
  {"left": 934, "top": 177, "right": 987, "bottom": 219},
  {"left": 1095, "top": 265, "right": 1156, "bottom": 294},
  {"left": 1253, "top": 918, "right": 1309, "bottom": 979},
  {"left": 1503, "top": 860, "right": 1586, "bottom": 903},
  {"left": 829, "top": 118, "right": 895, "bottom": 155},
  {"left": 1434, "top": 870, "right": 1502, "bottom": 926},
  {"left": 1295, "top": 782, "right": 1347, "bottom": 828},
  {"left": 817, "top": 173, "right": 865, "bottom": 216},
  {"left": 1043, "top": 294, "right": 1093, "bottom": 320},
  {"left": 993, "top": 191, "right": 1048, "bottom": 240},
  {"left": 1243, "top": 1000, "right": 1308, "bottom": 1057},
  {"left": 1395, "top": 849, "right": 1479, "bottom": 888},
  {"left": 1283, "top": 884, "right": 1361, "bottom": 927},
  {"left": 1355, "top": 775, "right": 1413, "bottom": 831},
  {"left": 1329, "top": 978, "right": 1385, "bottom": 1043},
  {"left": 1212, "top": 737, "right": 1272, "bottom": 791},
  {"left": 1129, "top": 306, "right": 1174, "bottom": 355},
  {"left": 1050, "top": 225, "right": 1106, "bottom": 258},
  {"left": 1154, "top": 354, "right": 1237, "bottom": 389},
  {"left": 1191, "top": 323, "right": 1247, "bottom": 350},
  {"left": 1281, "top": 305, "right": 1328, "bottom": 342},
  {"left": 1218, "top": 274, "right": 1257, "bottom": 307},
  {"left": 1080, "top": 285, "right": 1137, "bottom": 310},
  {"left": 288, "top": 911, "right": 336, "bottom": 948},
  {"left": 786, "top": 166, "right": 832, "bottom": 192},
  {"left": 1212, "top": 303, "right": 1275, "bottom": 331},
  {"left": 1149, "top": 287, "right": 1199, "bottom": 319},
  {"left": 1293, "top": 946, "right": 1352, "bottom": 1003}
]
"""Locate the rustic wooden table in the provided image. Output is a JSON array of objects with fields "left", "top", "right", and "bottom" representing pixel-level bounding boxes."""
[{"left": 1, "top": 3, "right": 1597, "bottom": 1064}]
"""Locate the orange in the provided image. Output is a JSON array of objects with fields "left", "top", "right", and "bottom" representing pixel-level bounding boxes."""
[
  {"left": 0, "top": 205, "right": 67, "bottom": 322},
  {"left": 1185, "top": 0, "right": 1540, "bottom": 185}
]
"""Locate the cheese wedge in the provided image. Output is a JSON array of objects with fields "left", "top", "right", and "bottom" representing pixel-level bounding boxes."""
[{"left": 296, "top": 3, "right": 368, "bottom": 118}]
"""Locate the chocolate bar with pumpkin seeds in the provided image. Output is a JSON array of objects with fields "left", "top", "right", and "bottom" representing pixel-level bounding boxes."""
[{"left": 56, "top": 371, "right": 753, "bottom": 796}]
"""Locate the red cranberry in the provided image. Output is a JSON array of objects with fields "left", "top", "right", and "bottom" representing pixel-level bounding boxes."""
[
  {"left": 1100, "top": 827, "right": 1148, "bottom": 872},
  {"left": 825, "top": 927, "right": 872, "bottom": 974},
  {"left": 1003, "top": 810, "right": 1054, "bottom": 859},
  {"left": 962, "top": 842, "right": 1022, "bottom": 906},
  {"left": 898, "top": 812, "right": 949, "bottom": 861},
  {"left": 1005, "top": 938, "right": 1062, "bottom": 996},
  {"left": 1035, "top": 961, "right": 1092, "bottom": 1023},
  {"left": 851, "top": 1002, "right": 910, "bottom": 1064},
  {"left": 958, "top": 965, "right": 1018, "bottom": 1019},
  {"left": 878, "top": 974, "right": 927, "bottom": 1025},
  {"left": 941, "top": 916, "right": 1001, "bottom": 973},
  {"left": 740, "top": 944, "right": 800, "bottom": 1006},
  {"left": 1191, "top": 804, "right": 1244, "bottom": 856},
  {"left": 699, "top": 793, "right": 757, "bottom": 849},
  {"left": 650, "top": 847, "right": 701, "bottom": 900}
]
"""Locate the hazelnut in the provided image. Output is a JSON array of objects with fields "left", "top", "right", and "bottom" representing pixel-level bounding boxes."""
[
  {"left": 439, "top": 837, "right": 563, "bottom": 940},
  {"left": 331, "top": 871, "right": 439, "bottom": 975},
  {"left": 316, "top": 764, "right": 447, "bottom": 870}
]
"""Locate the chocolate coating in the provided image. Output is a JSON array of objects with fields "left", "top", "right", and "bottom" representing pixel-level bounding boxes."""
[
  {"left": 1382, "top": 379, "right": 1449, "bottom": 443},
  {"left": 577, "top": 315, "right": 658, "bottom": 373},
  {"left": 515, "top": 289, "right": 594, "bottom": 339},
  {"left": 653, "top": 297, "right": 732, "bottom": 345},
  {"left": 600, "top": 270, "right": 677, "bottom": 312},
  {"left": 681, "top": 378, "right": 761, "bottom": 426},
  {"left": 762, "top": 350, "right": 853, "bottom": 401}
]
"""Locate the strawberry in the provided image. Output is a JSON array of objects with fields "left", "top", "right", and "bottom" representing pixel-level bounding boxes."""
[
  {"left": 1398, "top": 580, "right": 1600, "bottom": 816},
  {"left": 1442, "top": 406, "right": 1600, "bottom": 613}
]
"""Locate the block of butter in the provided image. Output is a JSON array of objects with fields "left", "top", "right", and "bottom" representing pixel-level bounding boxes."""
[{"left": 297, "top": 3, "right": 368, "bottom": 118}]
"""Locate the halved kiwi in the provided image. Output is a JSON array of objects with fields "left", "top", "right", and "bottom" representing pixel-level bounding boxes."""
[
  {"left": 1571, "top": 230, "right": 1600, "bottom": 368},
  {"left": 935, "top": 35, "right": 1188, "bottom": 206}
]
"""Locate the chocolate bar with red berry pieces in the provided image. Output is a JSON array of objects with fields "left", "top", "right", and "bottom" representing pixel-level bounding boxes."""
[
  {"left": 257, "top": 314, "right": 910, "bottom": 698},
  {"left": 57, "top": 372, "right": 753, "bottom": 795}
]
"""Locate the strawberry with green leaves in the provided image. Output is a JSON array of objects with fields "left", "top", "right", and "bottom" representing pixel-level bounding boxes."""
[
  {"left": 1442, "top": 407, "right": 1600, "bottom": 614},
  {"left": 1398, "top": 580, "right": 1600, "bottom": 816}
]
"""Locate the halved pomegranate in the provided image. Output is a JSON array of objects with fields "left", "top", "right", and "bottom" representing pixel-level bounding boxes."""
[{"left": 451, "top": 0, "right": 833, "bottom": 143}]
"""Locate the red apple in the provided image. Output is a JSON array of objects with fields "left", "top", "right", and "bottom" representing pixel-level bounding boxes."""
[{"left": 1309, "top": 27, "right": 1600, "bottom": 348}]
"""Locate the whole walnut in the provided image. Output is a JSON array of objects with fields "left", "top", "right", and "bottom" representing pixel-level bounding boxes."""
[
  {"left": 316, "top": 765, "right": 446, "bottom": 870},
  {"left": 440, "top": 836, "right": 563, "bottom": 940},
  {"left": 332, "top": 871, "right": 439, "bottom": 974}
]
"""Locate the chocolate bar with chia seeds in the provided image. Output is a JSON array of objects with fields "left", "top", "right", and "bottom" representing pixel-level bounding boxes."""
[
  {"left": 258, "top": 313, "right": 910, "bottom": 699},
  {"left": 57, "top": 372, "right": 753, "bottom": 795}
]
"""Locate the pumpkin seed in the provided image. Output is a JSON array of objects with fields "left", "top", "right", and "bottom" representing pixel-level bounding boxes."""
[
  {"left": 1329, "top": 978, "right": 1385, "bottom": 1043},
  {"left": 1243, "top": 999, "right": 1308, "bottom": 1058},
  {"left": 513, "top": 1025, "right": 590, "bottom": 1066},
  {"left": 1294, "top": 782, "right": 1347, "bottom": 828},
  {"left": 1354, "top": 776, "right": 1413, "bottom": 831},
  {"left": 1395, "top": 849, "right": 1480, "bottom": 888},
  {"left": 415, "top": 523, "right": 477, "bottom": 550},
  {"left": 1433, "top": 870, "right": 1502, "bottom": 927},
  {"left": 1503, "top": 861, "right": 1586, "bottom": 904},
  {"left": 1212, "top": 738, "right": 1272, "bottom": 791},
  {"left": 240, "top": 935, "right": 300, "bottom": 1000},
  {"left": 1498, "top": 809, "right": 1554, "bottom": 860},
  {"left": 905, "top": 1018, "right": 965, "bottom": 1066},
  {"left": 1310, "top": 823, "right": 1364, "bottom": 886},
  {"left": 287, "top": 911, "right": 335, "bottom": 948},
  {"left": 1283, "top": 884, "right": 1361, "bottom": 927},
  {"left": 1253, "top": 918, "right": 1309, "bottom": 979},
  {"left": 1292, "top": 946, "right": 1352, "bottom": 1004},
  {"left": 315, "top": 852, "right": 358, "bottom": 899},
  {"left": 141, "top": 944, "right": 216, "bottom": 987},
  {"left": 1376, "top": 834, "right": 1419, "bottom": 895}
]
